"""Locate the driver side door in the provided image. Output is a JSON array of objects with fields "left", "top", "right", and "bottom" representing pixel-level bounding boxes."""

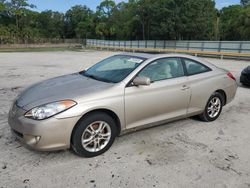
[{"left": 124, "top": 57, "right": 190, "bottom": 129}]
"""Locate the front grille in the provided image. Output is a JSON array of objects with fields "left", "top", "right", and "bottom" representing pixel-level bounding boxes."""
[{"left": 12, "top": 129, "right": 23, "bottom": 138}]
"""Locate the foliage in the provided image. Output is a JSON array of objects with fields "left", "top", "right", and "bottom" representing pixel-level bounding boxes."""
[
  {"left": 241, "top": 0, "right": 250, "bottom": 6},
  {"left": 0, "top": 0, "right": 5, "bottom": 11},
  {"left": 37, "top": 10, "right": 64, "bottom": 38},
  {"left": 65, "top": 5, "right": 93, "bottom": 38},
  {"left": 0, "top": 0, "right": 249, "bottom": 43},
  {"left": 95, "top": 0, "right": 116, "bottom": 39}
]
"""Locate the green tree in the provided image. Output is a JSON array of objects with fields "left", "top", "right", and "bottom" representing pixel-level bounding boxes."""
[
  {"left": 65, "top": 5, "right": 93, "bottom": 38},
  {"left": 112, "top": 1, "right": 139, "bottom": 40},
  {"left": 238, "top": 5, "right": 250, "bottom": 39},
  {"left": 37, "top": 10, "right": 64, "bottom": 38},
  {"left": 96, "top": 0, "right": 116, "bottom": 39},
  {"left": 241, "top": 0, "right": 250, "bottom": 6},
  {"left": 75, "top": 18, "right": 93, "bottom": 38},
  {"left": 149, "top": 0, "right": 217, "bottom": 40},
  {"left": 0, "top": 0, "right": 5, "bottom": 11},
  {"left": 220, "top": 5, "right": 243, "bottom": 40},
  {"left": 5, "top": 0, "right": 35, "bottom": 30},
  {"left": 1, "top": 0, "right": 250, "bottom": 42},
  {"left": 134, "top": 0, "right": 154, "bottom": 40}
]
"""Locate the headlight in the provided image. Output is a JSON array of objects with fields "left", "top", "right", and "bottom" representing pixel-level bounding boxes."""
[{"left": 25, "top": 100, "right": 77, "bottom": 120}]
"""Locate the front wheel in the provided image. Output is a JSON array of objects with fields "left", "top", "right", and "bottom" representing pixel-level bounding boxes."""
[
  {"left": 199, "top": 92, "right": 224, "bottom": 122},
  {"left": 71, "top": 112, "right": 117, "bottom": 157}
]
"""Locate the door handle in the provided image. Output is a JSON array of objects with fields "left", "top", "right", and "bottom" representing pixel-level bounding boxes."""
[{"left": 181, "top": 85, "right": 190, "bottom": 90}]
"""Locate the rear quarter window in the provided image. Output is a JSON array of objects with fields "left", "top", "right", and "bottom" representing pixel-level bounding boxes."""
[{"left": 183, "top": 58, "right": 211, "bottom": 75}]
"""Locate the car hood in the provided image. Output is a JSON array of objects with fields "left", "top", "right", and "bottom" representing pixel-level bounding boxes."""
[{"left": 16, "top": 73, "right": 113, "bottom": 110}]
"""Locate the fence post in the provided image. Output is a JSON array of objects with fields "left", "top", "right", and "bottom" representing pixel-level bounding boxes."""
[
  {"left": 154, "top": 40, "right": 156, "bottom": 48},
  {"left": 187, "top": 40, "right": 190, "bottom": 50},
  {"left": 130, "top": 40, "right": 132, "bottom": 49},
  {"left": 218, "top": 41, "right": 222, "bottom": 52},
  {"left": 138, "top": 40, "right": 139, "bottom": 48},
  {"left": 238, "top": 41, "right": 243, "bottom": 53},
  {"left": 145, "top": 40, "right": 148, "bottom": 48},
  {"left": 201, "top": 41, "right": 205, "bottom": 51},
  {"left": 163, "top": 40, "right": 166, "bottom": 49}
]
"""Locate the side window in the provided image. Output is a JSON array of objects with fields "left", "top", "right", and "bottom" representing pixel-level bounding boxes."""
[
  {"left": 138, "top": 58, "right": 185, "bottom": 82},
  {"left": 183, "top": 58, "right": 211, "bottom": 75}
]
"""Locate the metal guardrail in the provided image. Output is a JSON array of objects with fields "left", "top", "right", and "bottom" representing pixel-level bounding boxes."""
[{"left": 86, "top": 39, "right": 250, "bottom": 59}]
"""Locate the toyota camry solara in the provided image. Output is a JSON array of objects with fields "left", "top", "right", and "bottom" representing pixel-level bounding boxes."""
[{"left": 8, "top": 53, "right": 237, "bottom": 157}]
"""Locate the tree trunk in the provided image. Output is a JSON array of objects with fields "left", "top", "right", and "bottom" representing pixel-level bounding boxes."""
[
  {"left": 15, "top": 14, "right": 19, "bottom": 43},
  {"left": 142, "top": 23, "right": 145, "bottom": 40},
  {"left": 16, "top": 14, "right": 19, "bottom": 30},
  {"left": 147, "top": 20, "right": 150, "bottom": 40}
]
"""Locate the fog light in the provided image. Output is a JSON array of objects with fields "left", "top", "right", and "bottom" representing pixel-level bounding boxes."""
[
  {"left": 25, "top": 135, "right": 41, "bottom": 145},
  {"left": 35, "top": 136, "right": 41, "bottom": 143}
]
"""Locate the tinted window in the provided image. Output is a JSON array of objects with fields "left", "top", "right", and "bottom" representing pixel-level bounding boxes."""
[
  {"left": 138, "top": 58, "right": 184, "bottom": 82},
  {"left": 184, "top": 59, "right": 210, "bottom": 75}
]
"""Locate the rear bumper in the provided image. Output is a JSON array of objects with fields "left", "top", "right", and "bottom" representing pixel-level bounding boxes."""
[{"left": 8, "top": 104, "right": 81, "bottom": 151}]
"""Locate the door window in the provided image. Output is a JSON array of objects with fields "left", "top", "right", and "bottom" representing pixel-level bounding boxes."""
[{"left": 138, "top": 58, "right": 185, "bottom": 82}]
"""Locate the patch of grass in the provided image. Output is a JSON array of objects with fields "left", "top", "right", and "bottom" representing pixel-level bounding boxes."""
[{"left": 0, "top": 47, "right": 84, "bottom": 52}]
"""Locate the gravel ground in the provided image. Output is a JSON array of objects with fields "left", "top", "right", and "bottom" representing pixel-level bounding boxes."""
[{"left": 0, "top": 50, "right": 250, "bottom": 188}]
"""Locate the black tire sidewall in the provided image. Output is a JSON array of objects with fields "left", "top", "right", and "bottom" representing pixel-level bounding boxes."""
[
  {"left": 202, "top": 92, "right": 224, "bottom": 122},
  {"left": 72, "top": 112, "right": 117, "bottom": 157}
]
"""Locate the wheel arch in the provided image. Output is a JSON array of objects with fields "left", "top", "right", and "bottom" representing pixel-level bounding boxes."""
[
  {"left": 214, "top": 89, "right": 227, "bottom": 105},
  {"left": 70, "top": 108, "right": 121, "bottom": 144}
]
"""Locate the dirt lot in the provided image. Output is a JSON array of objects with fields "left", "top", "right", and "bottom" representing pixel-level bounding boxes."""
[{"left": 0, "top": 51, "right": 250, "bottom": 188}]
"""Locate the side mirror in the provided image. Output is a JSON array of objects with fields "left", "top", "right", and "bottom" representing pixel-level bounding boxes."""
[{"left": 133, "top": 77, "right": 151, "bottom": 86}]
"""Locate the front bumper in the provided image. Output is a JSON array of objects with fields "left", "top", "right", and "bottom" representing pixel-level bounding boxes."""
[{"left": 8, "top": 104, "right": 80, "bottom": 151}]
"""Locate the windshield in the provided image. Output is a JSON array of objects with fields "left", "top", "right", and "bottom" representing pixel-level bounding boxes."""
[{"left": 81, "top": 55, "right": 145, "bottom": 83}]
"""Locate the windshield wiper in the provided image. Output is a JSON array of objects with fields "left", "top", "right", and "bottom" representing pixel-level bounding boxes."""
[{"left": 82, "top": 73, "right": 116, "bottom": 83}]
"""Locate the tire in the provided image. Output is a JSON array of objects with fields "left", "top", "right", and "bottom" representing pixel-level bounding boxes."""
[
  {"left": 199, "top": 92, "right": 224, "bottom": 122},
  {"left": 71, "top": 112, "right": 117, "bottom": 157}
]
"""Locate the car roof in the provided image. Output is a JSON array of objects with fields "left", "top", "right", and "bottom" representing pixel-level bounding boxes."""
[
  {"left": 119, "top": 52, "right": 158, "bottom": 59},
  {"left": 120, "top": 52, "right": 198, "bottom": 60},
  {"left": 119, "top": 52, "right": 218, "bottom": 69}
]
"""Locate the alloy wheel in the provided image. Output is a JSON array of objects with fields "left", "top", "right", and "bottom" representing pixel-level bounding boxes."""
[
  {"left": 81, "top": 121, "right": 111, "bottom": 152},
  {"left": 207, "top": 97, "right": 221, "bottom": 118}
]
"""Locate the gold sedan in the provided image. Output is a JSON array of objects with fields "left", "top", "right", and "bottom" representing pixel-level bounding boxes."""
[{"left": 8, "top": 53, "right": 237, "bottom": 157}]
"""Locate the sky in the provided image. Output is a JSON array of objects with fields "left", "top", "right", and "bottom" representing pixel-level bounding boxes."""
[{"left": 28, "top": 0, "right": 240, "bottom": 12}]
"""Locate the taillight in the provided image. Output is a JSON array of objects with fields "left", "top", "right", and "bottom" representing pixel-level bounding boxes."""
[{"left": 227, "top": 72, "right": 236, "bottom": 81}]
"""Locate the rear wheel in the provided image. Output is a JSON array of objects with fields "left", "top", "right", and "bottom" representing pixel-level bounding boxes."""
[
  {"left": 199, "top": 92, "right": 224, "bottom": 122},
  {"left": 71, "top": 112, "right": 117, "bottom": 157}
]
